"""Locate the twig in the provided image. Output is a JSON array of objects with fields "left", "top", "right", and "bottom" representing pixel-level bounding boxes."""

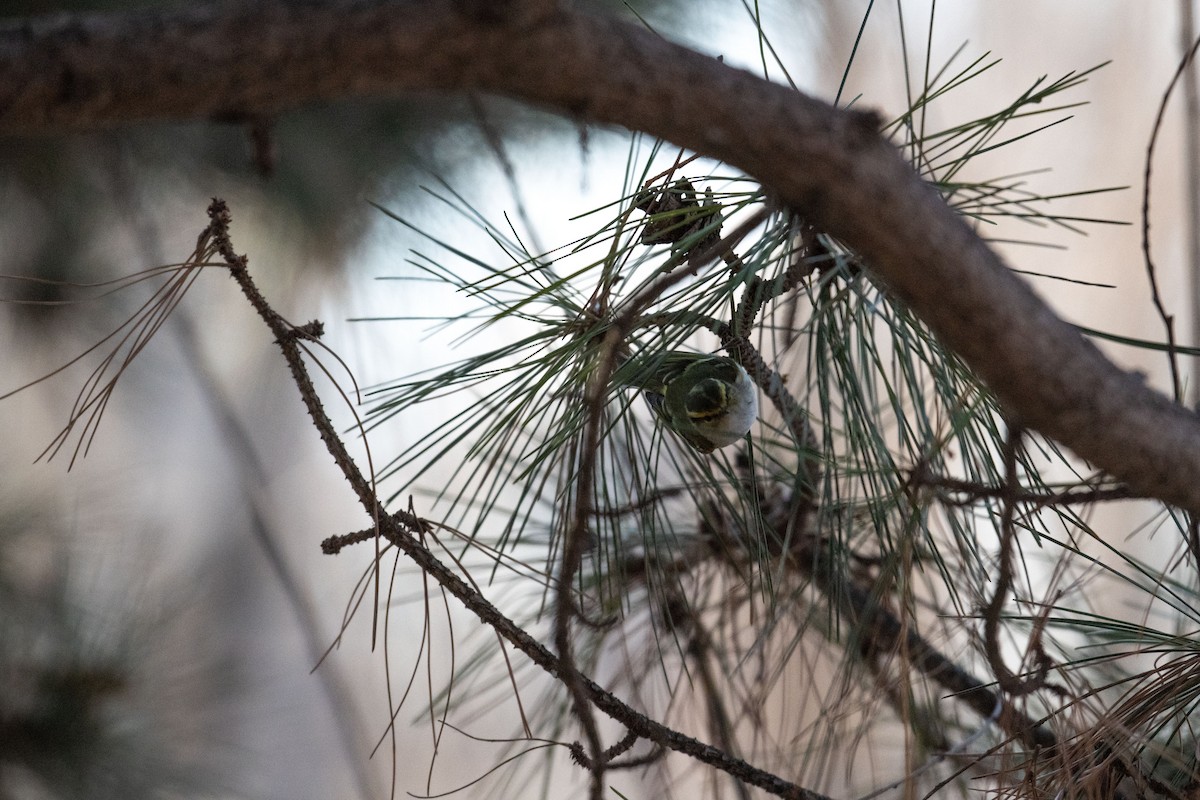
[
  {"left": 910, "top": 467, "right": 1135, "bottom": 509},
  {"left": 731, "top": 219, "right": 821, "bottom": 339},
  {"left": 982, "top": 424, "right": 1054, "bottom": 698},
  {"left": 550, "top": 207, "right": 778, "bottom": 795},
  {"left": 1181, "top": 0, "right": 1200, "bottom": 410},
  {"left": 714, "top": 325, "right": 821, "bottom": 497},
  {"left": 597, "top": 450, "right": 1056, "bottom": 752},
  {"left": 1142, "top": 30, "right": 1200, "bottom": 403},
  {"left": 632, "top": 306, "right": 1053, "bottom": 748},
  {"left": 556, "top": 325, "right": 618, "bottom": 800},
  {"left": 206, "top": 199, "right": 832, "bottom": 800},
  {"left": 107, "top": 160, "right": 381, "bottom": 800}
]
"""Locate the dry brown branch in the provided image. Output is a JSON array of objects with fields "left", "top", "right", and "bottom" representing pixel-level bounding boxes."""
[
  {"left": 983, "top": 425, "right": 1055, "bottom": 698},
  {"left": 4, "top": 1, "right": 1200, "bottom": 513},
  {"left": 203, "top": 199, "right": 833, "bottom": 800}
]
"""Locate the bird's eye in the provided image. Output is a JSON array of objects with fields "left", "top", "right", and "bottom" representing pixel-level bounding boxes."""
[{"left": 685, "top": 379, "right": 728, "bottom": 421}]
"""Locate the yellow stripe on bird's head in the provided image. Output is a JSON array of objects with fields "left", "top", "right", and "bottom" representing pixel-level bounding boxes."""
[{"left": 684, "top": 378, "right": 731, "bottom": 422}]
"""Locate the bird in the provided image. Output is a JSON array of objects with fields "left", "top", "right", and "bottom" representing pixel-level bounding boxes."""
[{"left": 616, "top": 351, "right": 758, "bottom": 453}]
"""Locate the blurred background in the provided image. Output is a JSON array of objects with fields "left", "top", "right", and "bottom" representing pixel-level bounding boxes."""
[{"left": 0, "top": 1, "right": 1195, "bottom": 798}]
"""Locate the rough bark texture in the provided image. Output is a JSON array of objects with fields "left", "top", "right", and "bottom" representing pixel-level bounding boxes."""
[{"left": 3, "top": 0, "right": 1199, "bottom": 510}]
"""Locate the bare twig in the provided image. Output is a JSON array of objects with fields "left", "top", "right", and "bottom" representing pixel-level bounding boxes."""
[
  {"left": 555, "top": 326, "right": 618, "bottom": 799},
  {"left": 1141, "top": 29, "right": 1200, "bottom": 402},
  {"left": 107, "top": 158, "right": 381, "bottom": 800},
  {"left": 910, "top": 466, "right": 1136, "bottom": 509},
  {"left": 982, "top": 424, "right": 1054, "bottom": 699},
  {"left": 206, "top": 199, "right": 832, "bottom": 800},
  {"left": 1180, "top": 1, "right": 1200, "bottom": 411},
  {"left": 550, "top": 203, "right": 777, "bottom": 795}
]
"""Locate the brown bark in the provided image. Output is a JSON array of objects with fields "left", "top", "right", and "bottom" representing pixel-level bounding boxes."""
[{"left": 3, "top": 0, "right": 1198, "bottom": 510}]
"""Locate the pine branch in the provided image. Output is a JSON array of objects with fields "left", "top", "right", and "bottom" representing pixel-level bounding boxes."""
[
  {"left": 206, "top": 198, "right": 832, "bottom": 800},
  {"left": 5, "top": 1, "right": 1200, "bottom": 513}
]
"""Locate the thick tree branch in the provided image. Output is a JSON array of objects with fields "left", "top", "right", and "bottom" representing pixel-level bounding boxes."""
[{"left": 4, "top": 0, "right": 1200, "bottom": 511}]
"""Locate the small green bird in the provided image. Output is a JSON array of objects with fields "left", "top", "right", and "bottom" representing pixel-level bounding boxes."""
[{"left": 617, "top": 352, "right": 758, "bottom": 453}]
